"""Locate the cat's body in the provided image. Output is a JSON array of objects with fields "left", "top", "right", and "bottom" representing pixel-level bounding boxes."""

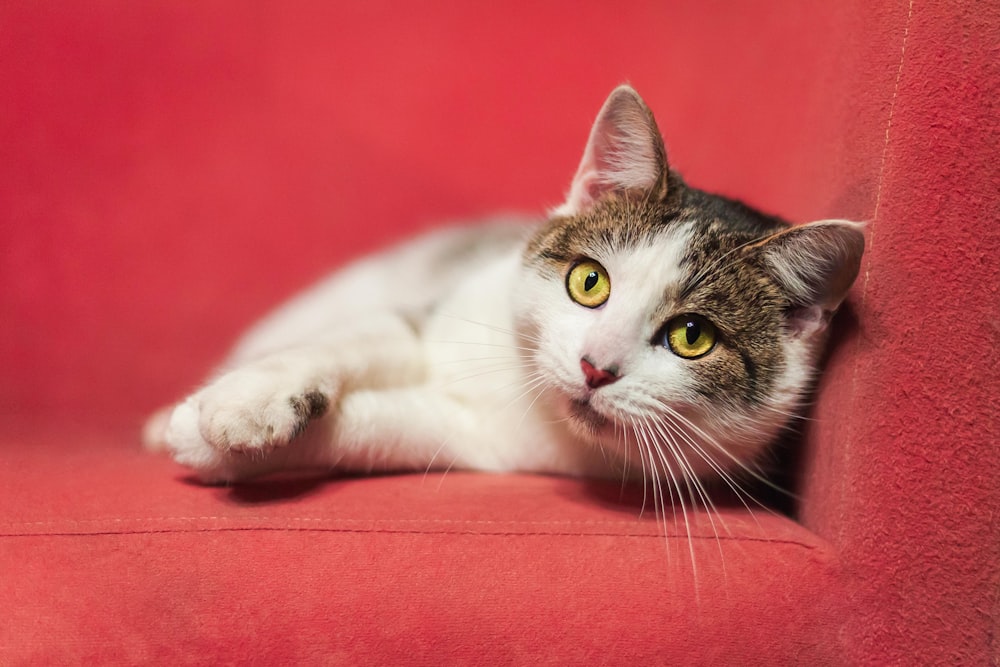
[{"left": 148, "top": 86, "right": 864, "bottom": 490}]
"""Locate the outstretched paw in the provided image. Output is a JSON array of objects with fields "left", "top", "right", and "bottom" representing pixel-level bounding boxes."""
[
  {"left": 163, "top": 367, "right": 334, "bottom": 482},
  {"left": 196, "top": 367, "right": 331, "bottom": 451}
]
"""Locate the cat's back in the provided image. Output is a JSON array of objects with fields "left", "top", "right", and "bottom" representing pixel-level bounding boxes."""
[{"left": 228, "top": 217, "right": 537, "bottom": 363}]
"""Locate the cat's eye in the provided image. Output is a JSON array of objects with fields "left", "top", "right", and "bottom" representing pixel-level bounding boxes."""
[
  {"left": 664, "top": 314, "right": 717, "bottom": 359},
  {"left": 566, "top": 260, "right": 611, "bottom": 308}
]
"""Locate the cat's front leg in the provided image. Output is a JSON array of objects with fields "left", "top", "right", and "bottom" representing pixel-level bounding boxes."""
[
  {"left": 179, "top": 353, "right": 338, "bottom": 455},
  {"left": 163, "top": 313, "right": 424, "bottom": 482},
  {"left": 162, "top": 356, "right": 345, "bottom": 483}
]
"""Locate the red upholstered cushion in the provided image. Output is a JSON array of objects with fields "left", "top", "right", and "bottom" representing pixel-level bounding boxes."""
[
  {"left": 2, "top": 424, "right": 842, "bottom": 664},
  {"left": 2, "top": 1, "right": 996, "bottom": 664}
]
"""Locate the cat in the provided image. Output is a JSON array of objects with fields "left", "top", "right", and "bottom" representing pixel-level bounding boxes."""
[{"left": 145, "top": 85, "right": 864, "bottom": 498}]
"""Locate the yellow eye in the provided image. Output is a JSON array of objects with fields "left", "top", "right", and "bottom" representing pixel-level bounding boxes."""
[
  {"left": 664, "top": 314, "right": 717, "bottom": 359},
  {"left": 566, "top": 260, "right": 611, "bottom": 308}
]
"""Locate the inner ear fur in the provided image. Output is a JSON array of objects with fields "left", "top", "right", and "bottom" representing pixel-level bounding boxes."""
[
  {"left": 553, "top": 85, "right": 670, "bottom": 217},
  {"left": 752, "top": 220, "right": 866, "bottom": 334}
]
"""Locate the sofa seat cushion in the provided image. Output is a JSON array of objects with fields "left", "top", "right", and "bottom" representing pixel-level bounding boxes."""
[{"left": 1, "top": 425, "right": 843, "bottom": 664}]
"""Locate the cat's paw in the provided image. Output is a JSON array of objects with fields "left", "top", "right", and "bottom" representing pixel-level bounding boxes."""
[
  {"left": 164, "top": 397, "right": 238, "bottom": 483},
  {"left": 193, "top": 368, "right": 331, "bottom": 453},
  {"left": 164, "top": 397, "right": 282, "bottom": 483},
  {"left": 163, "top": 367, "right": 333, "bottom": 482}
]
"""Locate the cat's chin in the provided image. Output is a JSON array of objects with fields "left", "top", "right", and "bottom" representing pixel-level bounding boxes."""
[{"left": 565, "top": 397, "right": 616, "bottom": 438}]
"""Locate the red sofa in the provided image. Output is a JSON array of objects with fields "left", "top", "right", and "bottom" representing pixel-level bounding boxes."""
[{"left": 2, "top": 2, "right": 996, "bottom": 664}]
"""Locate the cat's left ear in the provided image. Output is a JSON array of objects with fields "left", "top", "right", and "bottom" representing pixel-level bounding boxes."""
[
  {"left": 754, "top": 220, "right": 866, "bottom": 338},
  {"left": 552, "top": 85, "right": 670, "bottom": 217}
]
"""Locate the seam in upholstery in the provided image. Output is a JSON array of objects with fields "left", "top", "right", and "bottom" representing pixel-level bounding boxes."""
[
  {"left": 840, "top": 0, "right": 914, "bottom": 545},
  {"left": 869, "top": 0, "right": 914, "bottom": 234},
  {"left": 0, "top": 522, "right": 827, "bottom": 550},
  {"left": 2, "top": 516, "right": 724, "bottom": 527}
]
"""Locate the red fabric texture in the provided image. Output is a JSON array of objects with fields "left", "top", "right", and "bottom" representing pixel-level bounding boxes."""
[
  {"left": 1, "top": 2, "right": 996, "bottom": 664},
  {"left": 2, "top": 428, "right": 841, "bottom": 664}
]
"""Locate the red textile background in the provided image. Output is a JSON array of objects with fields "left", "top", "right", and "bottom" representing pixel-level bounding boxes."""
[{"left": 1, "top": 1, "right": 996, "bottom": 664}]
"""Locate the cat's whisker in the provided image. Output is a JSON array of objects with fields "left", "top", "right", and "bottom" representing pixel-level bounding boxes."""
[
  {"left": 455, "top": 362, "right": 548, "bottom": 410},
  {"left": 616, "top": 419, "right": 631, "bottom": 500},
  {"left": 436, "top": 313, "right": 546, "bottom": 346},
  {"left": 655, "top": 400, "right": 795, "bottom": 504},
  {"left": 428, "top": 355, "right": 535, "bottom": 371},
  {"left": 639, "top": 414, "right": 700, "bottom": 596},
  {"left": 654, "top": 411, "right": 763, "bottom": 526},
  {"left": 647, "top": 416, "right": 732, "bottom": 583},
  {"left": 433, "top": 447, "right": 467, "bottom": 493},
  {"left": 422, "top": 430, "right": 457, "bottom": 482},
  {"left": 627, "top": 395, "right": 774, "bottom": 532},
  {"left": 426, "top": 338, "right": 541, "bottom": 354},
  {"left": 631, "top": 415, "right": 682, "bottom": 577},
  {"left": 625, "top": 415, "right": 651, "bottom": 522},
  {"left": 424, "top": 362, "right": 546, "bottom": 487},
  {"left": 655, "top": 411, "right": 753, "bottom": 483},
  {"left": 757, "top": 403, "right": 815, "bottom": 423},
  {"left": 650, "top": 417, "right": 713, "bottom": 513},
  {"left": 539, "top": 415, "right": 573, "bottom": 426},
  {"left": 706, "top": 400, "right": 807, "bottom": 429},
  {"left": 436, "top": 362, "right": 538, "bottom": 389},
  {"left": 663, "top": 446, "right": 775, "bottom": 526},
  {"left": 640, "top": 416, "right": 680, "bottom": 531},
  {"left": 508, "top": 376, "right": 552, "bottom": 433},
  {"left": 627, "top": 424, "right": 649, "bottom": 520}
]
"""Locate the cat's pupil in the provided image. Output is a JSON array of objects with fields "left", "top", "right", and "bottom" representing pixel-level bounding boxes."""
[
  {"left": 584, "top": 272, "right": 599, "bottom": 291},
  {"left": 685, "top": 320, "right": 701, "bottom": 345}
]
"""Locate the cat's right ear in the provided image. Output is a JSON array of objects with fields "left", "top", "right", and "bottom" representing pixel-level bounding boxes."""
[
  {"left": 754, "top": 219, "right": 866, "bottom": 338},
  {"left": 552, "top": 85, "right": 670, "bottom": 217}
]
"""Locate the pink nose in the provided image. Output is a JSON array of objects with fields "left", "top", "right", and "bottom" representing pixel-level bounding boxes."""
[{"left": 580, "top": 358, "right": 621, "bottom": 389}]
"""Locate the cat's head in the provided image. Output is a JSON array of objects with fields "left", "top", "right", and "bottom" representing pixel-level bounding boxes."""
[{"left": 514, "top": 85, "right": 864, "bottom": 479}]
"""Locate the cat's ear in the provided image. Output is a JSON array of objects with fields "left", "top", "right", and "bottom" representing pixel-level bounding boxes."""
[
  {"left": 754, "top": 220, "right": 866, "bottom": 338},
  {"left": 552, "top": 85, "right": 669, "bottom": 217}
]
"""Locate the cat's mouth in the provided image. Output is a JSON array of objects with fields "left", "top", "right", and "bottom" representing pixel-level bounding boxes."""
[{"left": 567, "top": 397, "right": 612, "bottom": 432}]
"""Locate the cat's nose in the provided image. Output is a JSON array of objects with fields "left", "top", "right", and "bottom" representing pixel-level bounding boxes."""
[{"left": 580, "top": 357, "right": 621, "bottom": 389}]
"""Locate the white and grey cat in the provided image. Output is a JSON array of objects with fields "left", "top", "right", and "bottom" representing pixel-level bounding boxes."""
[{"left": 146, "top": 85, "right": 864, "bottom": 491}]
